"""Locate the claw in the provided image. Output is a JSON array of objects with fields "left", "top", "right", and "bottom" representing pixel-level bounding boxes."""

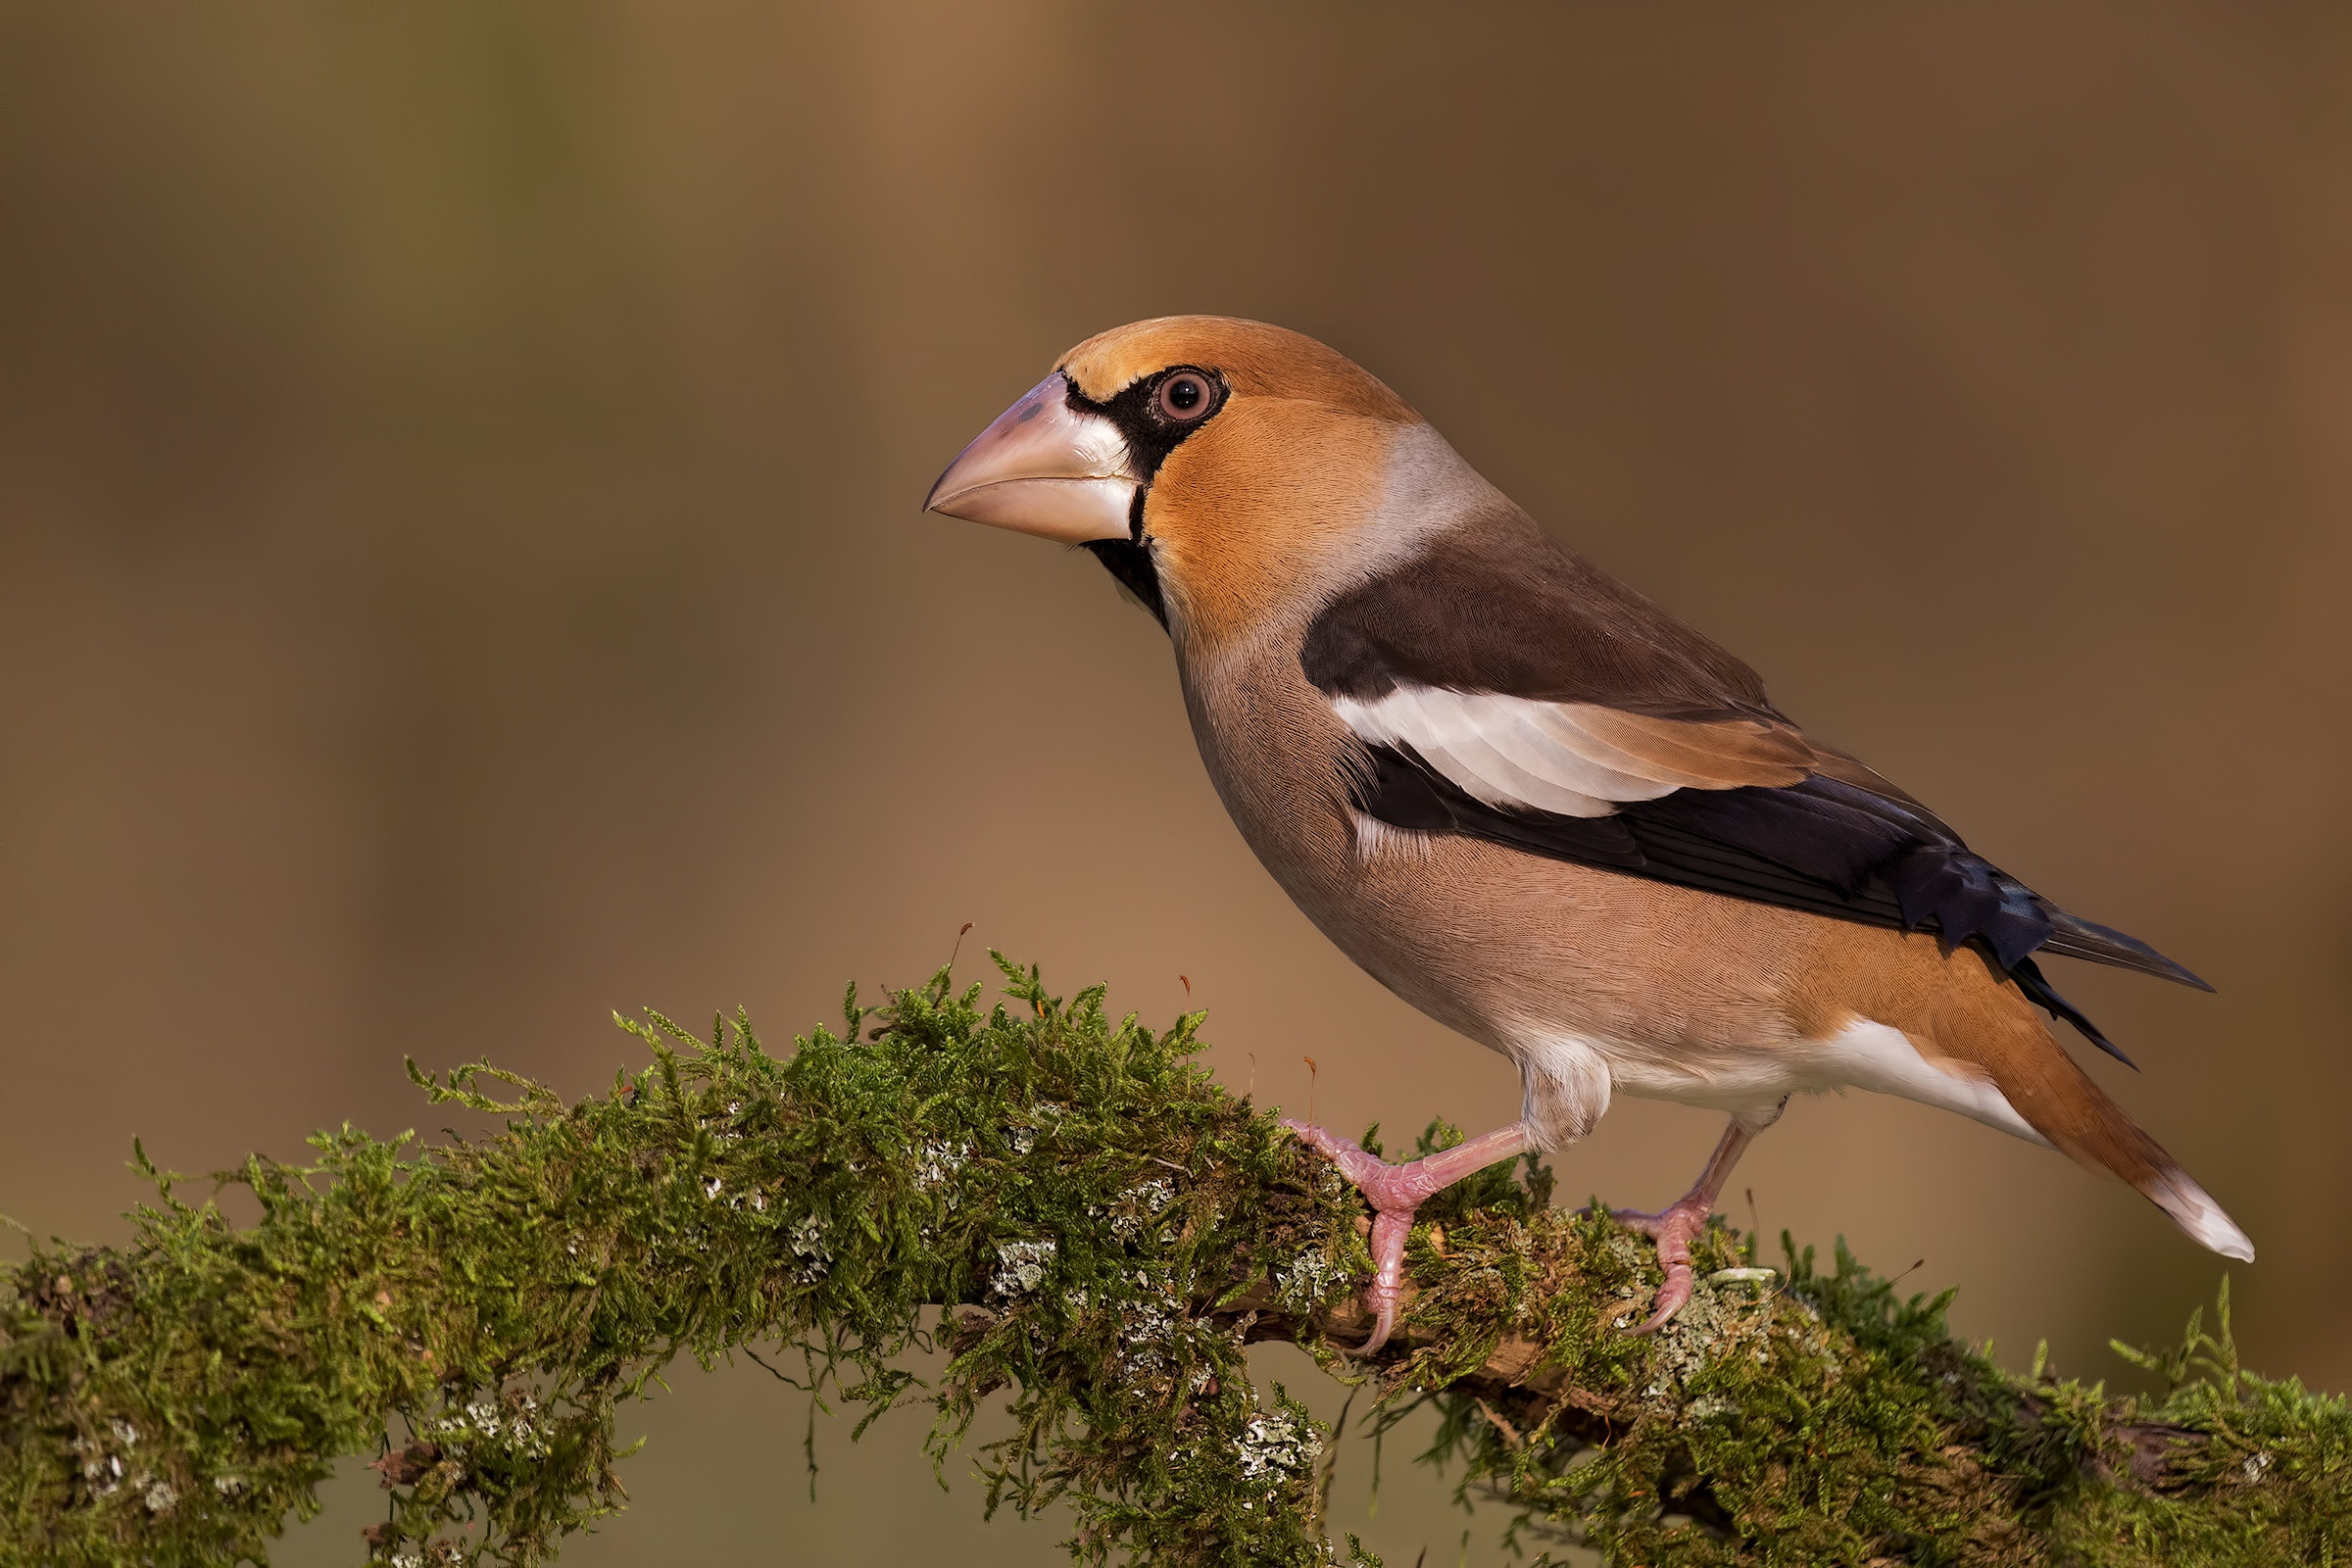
[
  {"left": 1605, "top": 1116, "right": 1762, "bottom": 1336},
  {"left": 1281, "top": 1117, "right": 1529, "bottom": 1356},
  {"left": 1281, "top": 1121, "right": 1420, "bottom": 1353},
  {"left": 1612, "top": 1195, "right": 1713, "bottom": 1335}
]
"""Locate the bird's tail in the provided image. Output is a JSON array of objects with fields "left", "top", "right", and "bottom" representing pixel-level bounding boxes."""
[{"left": 1976, "top": 1027, "right": 2253, "bottom": 1261}]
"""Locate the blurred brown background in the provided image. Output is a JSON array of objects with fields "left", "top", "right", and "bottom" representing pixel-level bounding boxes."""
[{"left": 3, "top": 3, "right": 2347, "bottom": 1562}]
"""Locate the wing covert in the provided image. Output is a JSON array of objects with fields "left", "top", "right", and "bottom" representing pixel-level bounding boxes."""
[{"left": 1301, "top": 509, "right": 2210, "bottom": 1063}]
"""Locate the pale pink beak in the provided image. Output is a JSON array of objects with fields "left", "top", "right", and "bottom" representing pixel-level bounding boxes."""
[{"left": 924, "top": 371, "right": 1137, "bottom": 544}]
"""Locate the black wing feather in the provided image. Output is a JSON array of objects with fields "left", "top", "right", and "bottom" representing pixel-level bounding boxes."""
[
  {"left": 1311, "top": 510, "right": 2211, "bottom": 1063},
  {"left": 1352, "top": 740, "right": 2186, "bottom": 1066}
]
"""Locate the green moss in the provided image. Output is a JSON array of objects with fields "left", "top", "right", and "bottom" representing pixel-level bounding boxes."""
[{"left": 1, "top": 957, "right": 2344, "bottom": 1566}]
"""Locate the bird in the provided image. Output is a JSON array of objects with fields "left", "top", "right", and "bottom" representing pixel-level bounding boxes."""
[{"left": 923, "top": 315, "right": 2251, "bottom": 1353}]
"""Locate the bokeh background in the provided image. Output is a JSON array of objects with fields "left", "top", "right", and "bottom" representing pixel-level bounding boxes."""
[{"left": 4, "top": 4, "right": 2347, "bottom": 1562}]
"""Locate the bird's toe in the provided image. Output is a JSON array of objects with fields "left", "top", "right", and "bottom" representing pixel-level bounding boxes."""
[
  {"left": 1284, "top": 1123, "right": 1425, "bottom": 1354},
  {"left": 1626, "top": 1266, "right": 1695, "bottom": 1336},
  {"left": 1280, "top": 1120, "right": 1433, "bottom": 1209},
  {"left": 1616, "top": 1197, "right": 1712, "bottom": 1336},
  {"left": 1358, "top": 1207, "right": 1413, "bottom": 1355}
]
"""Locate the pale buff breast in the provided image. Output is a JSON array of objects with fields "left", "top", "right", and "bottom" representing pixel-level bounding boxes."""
[
  {"left": 1175, "top": 622, "right": 1807, "bottom": 1053},
  {"left": 1177, "top": 626, "right": 2064, "bottom": 1144}
]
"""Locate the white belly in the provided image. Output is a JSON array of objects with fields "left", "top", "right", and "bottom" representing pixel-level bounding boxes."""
[{"left": 1545, "top": 1019, "right": 2050, "bottom": 1148}]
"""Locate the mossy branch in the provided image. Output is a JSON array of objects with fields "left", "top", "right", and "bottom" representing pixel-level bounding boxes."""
[{"left": 2, "top": 956, "right": 2344, "bottom": 1566}]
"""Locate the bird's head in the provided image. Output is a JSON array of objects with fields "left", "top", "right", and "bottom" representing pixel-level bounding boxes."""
[{"left": 925, "top": 316, "right": 1426, "bottom": 647}]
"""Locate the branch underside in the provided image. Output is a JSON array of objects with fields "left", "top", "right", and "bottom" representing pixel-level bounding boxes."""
[{"left": 2, "top": 958, "right": 2344, "bottom": 1567}]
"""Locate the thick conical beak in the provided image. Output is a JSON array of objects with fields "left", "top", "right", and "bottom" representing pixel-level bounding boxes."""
[{"left": 923, "top": 371, "right": 1137, "bottom": 543}]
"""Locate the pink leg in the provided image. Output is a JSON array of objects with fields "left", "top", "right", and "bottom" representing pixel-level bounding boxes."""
[
  {"left": 1282, "top": 1119, "right": 1530, "bottom": 1353},
  {"left": 1612, "top": 1118, "right": 1756, "bottom": 1335}
]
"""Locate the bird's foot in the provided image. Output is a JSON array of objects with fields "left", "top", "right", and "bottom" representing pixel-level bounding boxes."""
[
  {"left": 1281, "top": 1119, "right": 1527, "bottom": 1355},
  {"left": 1610, "top": 1193, "right": 1717, "bottom": 1335}
]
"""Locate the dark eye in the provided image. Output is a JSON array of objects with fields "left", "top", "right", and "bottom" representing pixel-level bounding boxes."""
[{"left": 1155, "top": 368, "right": 1216, "bottom": 422}]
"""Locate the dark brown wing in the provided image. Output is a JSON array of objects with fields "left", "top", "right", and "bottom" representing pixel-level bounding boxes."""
[
  {"left": 1301, "top": 506, "right": 1781, "bottom": 719},
  {"left": 1301, "top": 510, "right": 2210, "bottom": 1062}
]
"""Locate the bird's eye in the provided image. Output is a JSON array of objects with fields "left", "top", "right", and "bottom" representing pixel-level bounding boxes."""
[{"left": 1155, "top": 368, "right": 1216, "bottom": 422}]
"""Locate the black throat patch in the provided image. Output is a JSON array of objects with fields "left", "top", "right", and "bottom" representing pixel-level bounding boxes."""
[{"left": 1062, "top": 368, "right": 1228, "bottom": 633}]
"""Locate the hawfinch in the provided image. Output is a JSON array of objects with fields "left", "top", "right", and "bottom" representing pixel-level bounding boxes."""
[{"left": 926, "top": 316, "right": 2250, "bottom": 1352}]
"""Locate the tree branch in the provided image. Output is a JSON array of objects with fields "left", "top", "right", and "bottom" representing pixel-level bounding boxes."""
[{"left": 2, "top": 956, "right": 2344, "bottom": 1565}]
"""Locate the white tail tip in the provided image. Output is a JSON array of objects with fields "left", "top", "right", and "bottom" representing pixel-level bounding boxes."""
[{"left": 2149, "top": 1170, "right": 2255, "bottom": 1262}]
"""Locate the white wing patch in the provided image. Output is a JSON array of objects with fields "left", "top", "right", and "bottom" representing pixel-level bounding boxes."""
[{"left": 1330, "top": 685, "right": 1741, "bottom": 818}]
